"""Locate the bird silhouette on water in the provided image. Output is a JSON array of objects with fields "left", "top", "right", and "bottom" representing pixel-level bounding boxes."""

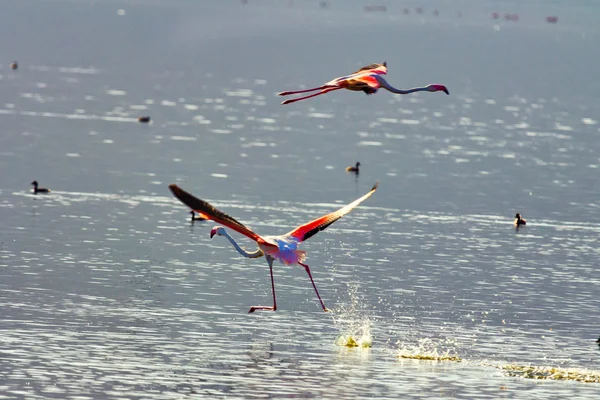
[
  {"left": 346, "top": 162, "right": 360, "bottom": 174},
  {"left": 514, "top": 213, "right": 527, "bottom": 227},
  {"left": 190, "top": 210, "right": 206, "bottom": 222},
  {"left": 31, "top": 180, "right": 50, "bottom": 194}
]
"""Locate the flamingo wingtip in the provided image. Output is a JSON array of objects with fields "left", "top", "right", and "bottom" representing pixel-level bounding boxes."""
[
  {"left": 372, "top": 181, "right": 380, "bottom": 191},
  {"left": 168, "top": 184, "right": 184, "bottom": 197}
]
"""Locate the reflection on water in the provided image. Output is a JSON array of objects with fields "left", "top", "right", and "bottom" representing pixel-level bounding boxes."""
[{"left": 2, "top": 0, "right": 600, "bottom": 398}]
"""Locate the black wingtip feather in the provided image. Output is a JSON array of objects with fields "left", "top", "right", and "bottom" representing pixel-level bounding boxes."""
[{"left": 168, "top": 184, "right": 246, "bottom": 229}]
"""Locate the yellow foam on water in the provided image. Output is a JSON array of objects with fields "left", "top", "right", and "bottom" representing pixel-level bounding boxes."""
[
  {"left": 398, "top": 353, "right": 462, "bottom": 362},
  {"left": 396, "top": 338, "right": 461, "bottom": 363},
  {"left": 335, "top": 334, "right": 372, "bottom": 348},
  {"left": 501, "top": 364, "right": 600, "bottom": 383}
]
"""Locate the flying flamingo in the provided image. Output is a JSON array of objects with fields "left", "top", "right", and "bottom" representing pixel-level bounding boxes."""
[
  {"left": 168, "top": 182, "right": 379, "bottom": 313},
  {"left": 278, "top": 62, "right": 449, "bottom": 105}
]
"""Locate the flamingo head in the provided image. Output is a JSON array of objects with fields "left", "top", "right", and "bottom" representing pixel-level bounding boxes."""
[
  {"left": 428, "top": 84, "right": 449, "bottom": 95},
  {"left": 210, "top": 226, "right": 226, "bottom": 238}
]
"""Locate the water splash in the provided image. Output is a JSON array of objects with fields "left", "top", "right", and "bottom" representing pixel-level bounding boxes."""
[
  {"left": 332, "top": 284, "right": 372, "bottom": 348},
  {"left": 396, "top": 337, "right": 461, "bottom": 362},
  {"left": 501, "top": 364, "right": 600, "bottom": 383}
]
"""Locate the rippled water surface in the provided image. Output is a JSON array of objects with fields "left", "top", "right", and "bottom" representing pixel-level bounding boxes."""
[{"left": 2, "top": 0, "right": 600, "bottom": 398}]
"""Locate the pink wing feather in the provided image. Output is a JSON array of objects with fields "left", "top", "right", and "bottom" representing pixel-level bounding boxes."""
[
  {"left": 286, "top": 182, "right": 379, "bottom": 242},
  {"left": 351, "top": 62, "right": 387, "bottom": 75}
]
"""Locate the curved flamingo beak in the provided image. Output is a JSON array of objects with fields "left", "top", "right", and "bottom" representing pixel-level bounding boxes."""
[
  {"left": 210, "top": 227, "right": 218, "bottom": 238},
  {"left": 438, "top": 85, "right": 449, "bottom": 95}
]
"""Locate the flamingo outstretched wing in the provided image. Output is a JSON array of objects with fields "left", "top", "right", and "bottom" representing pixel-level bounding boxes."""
[
  {"left": 286, "top": 182, "right": 379, "bottom": 242},
  {"left": 169, "top": 184, "right": 264, "bottom": 242},
  {"left": 351, "top": 62, "right": 387, "bottom": 75}
]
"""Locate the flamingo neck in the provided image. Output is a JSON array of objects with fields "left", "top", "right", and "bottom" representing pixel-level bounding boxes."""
[
  {"left": 383, "top": 85, "right": 429, "bottom": 95},
  {"left": 375, "top": 76, "right": 429, "bottom": 94},
  {"left": 220, "top": 229, "right": 263, "bottom": 258}
]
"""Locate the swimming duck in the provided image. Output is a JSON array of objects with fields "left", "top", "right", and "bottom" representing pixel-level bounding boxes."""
[
  {"left": 190, "top": 210, "right": 206, "bottom": 222},
  {"left": 514, "top": 213, "right": 526, "bottom": 227},
  {"left": 346, "top": 162, "right": 360, "bottom": 174},
  {"left": 138, "top": 116, "right": 151, "bottom": 123},
  {"left": 31, "top": 180, "right": 50, "bottom": 194}
]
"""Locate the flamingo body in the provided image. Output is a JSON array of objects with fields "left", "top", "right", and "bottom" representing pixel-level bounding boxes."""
[
  {"left": 266, "top": 237, "right": 305, "bottom": 265},
  {"left": 169, "top": 182, "right": 379, "bottom": 312},
  {"left": 278, "top": 62, "right": 449, "bottom": 105}
]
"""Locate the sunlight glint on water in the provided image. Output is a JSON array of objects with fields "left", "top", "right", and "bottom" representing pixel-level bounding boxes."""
[{"left": 2, "top": 0, "right": 600, "bottom": 398}]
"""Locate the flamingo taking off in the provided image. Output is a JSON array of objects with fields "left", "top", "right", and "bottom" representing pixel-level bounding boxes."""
[
  {"left": 31, "top": 180, "right": 50, "bottom": 194},
  {"left": 278, "top": 62, "right": 449, "bottom": 105},
  {"left": 168, "top": 182, "right": 379, "bottom": 313}
]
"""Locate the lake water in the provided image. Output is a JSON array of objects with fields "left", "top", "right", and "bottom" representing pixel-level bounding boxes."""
[{"left": 1, "top": 0, "right": 600, "bottom": 398}]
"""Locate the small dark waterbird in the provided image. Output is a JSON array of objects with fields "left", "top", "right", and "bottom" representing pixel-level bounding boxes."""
[
  {"left": 346, "top": 162, "right": 360, "bottom": 174},
  {"left": 168, "top": 182, "right": 379, "bottom": 313},
  {"left": 278, "top": 62, "right": 449, "bottom": 105},
  {"left": 190, "top": 210, "right": 206, "bottom": 222},
  {"left": 10, "top": 61, "right": 18, "bottom": 70},
  {"left": 514, "top": 213, "right": 527, "bottom": 227},
  {"left": 31, "top": 180, "right": 50, "bottom": 194},
  {"left": 137, "top": 116, "right": 151, "bottom": 123}
]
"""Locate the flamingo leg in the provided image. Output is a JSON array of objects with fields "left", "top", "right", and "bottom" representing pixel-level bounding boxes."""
[
  {"left": 281, "top": 87, "right": 342, "bottom": 105},
  {"left": 278, "top": 85, "right": 336, "bottom": 96},
  {"left": 298, "top": 261, "right": 330, "bottom": 312},
  {"left": 249, "top": 256, "right": 277, "bottom": 313}
]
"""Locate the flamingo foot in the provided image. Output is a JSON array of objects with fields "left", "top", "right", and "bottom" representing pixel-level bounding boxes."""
[
  {"left": 248, "top": 305, "right": 276, "bottom": 313},
  {"left": 323, "top": 307, "right": 331, "bottom": 313}
]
